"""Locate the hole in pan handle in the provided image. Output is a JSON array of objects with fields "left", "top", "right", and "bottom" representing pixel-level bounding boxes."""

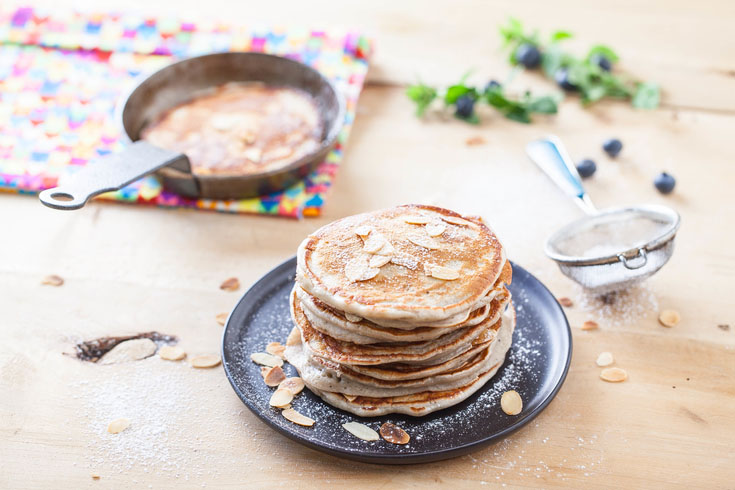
[
  {"left": 617, "top": 248, "right": 648, "bottom": 270},
  {"left": 39, "top": 141, "right": 192, "bottom": 210}
]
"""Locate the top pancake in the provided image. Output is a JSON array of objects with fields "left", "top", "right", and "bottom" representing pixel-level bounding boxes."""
[{"left": 297, "top": 205, "right": 507, "bottom": 324}]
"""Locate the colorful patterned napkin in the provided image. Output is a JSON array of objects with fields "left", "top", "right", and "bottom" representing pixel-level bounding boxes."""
[{"left": 0, "top": 7, "right": 370, "bottom": 217}]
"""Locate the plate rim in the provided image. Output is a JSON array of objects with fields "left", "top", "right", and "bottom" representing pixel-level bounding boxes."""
[{"left": 221, "top": 256, "right": 572, "bottom": 464}]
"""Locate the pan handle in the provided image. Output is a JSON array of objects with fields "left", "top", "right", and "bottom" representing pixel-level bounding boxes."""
[
  {"left": 39, "top": 141, "right": 191, "bottom": 210},
  {"left": 526, "top": 136, "right": 598, "bottom": 215}
]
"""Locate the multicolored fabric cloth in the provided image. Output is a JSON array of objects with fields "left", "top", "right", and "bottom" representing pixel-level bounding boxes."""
[{"left": 0, "top": 7, "right": 370, "bottom": 217}]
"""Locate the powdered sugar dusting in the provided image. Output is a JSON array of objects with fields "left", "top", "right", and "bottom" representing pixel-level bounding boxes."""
[{"left": 574, "top": 282, "right": 658, "bottom": 327}]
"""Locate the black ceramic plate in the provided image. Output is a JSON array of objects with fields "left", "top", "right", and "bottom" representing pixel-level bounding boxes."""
[{"left": 222, "top": 257, "right": 571, "bottom": 464}]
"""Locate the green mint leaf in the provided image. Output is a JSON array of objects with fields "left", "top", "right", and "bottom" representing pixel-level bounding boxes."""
[
  {"left": 550, "top": 30, "right": 573, "bottom": 43},
  {"left": 632, "top": 82, "right": 660, "bottom": 109},
  {"left": 504, "top": 106, "right": 532, "bottom": 123},
  {"left": 406, "top": 84, "right": 437, "bottom": 117},
  {"left": 444, "top": 84, "right": 474, "bottom": 104},
  {"left": 455, "top": 112, "right": 480, "bottom": 124},
  {"left": 526, "top": 95, "right": 559, "bottom": 114},
  {"left": 541, "top": 44, "right": 566, "bottom": 78},
  {"left": 586, "top": 44, "right": 619, "bottom": 63}
]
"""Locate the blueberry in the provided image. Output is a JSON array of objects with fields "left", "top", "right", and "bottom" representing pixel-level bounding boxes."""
[
  {"left": 602, "top": 138, "right": 623, "bottom": 157},
  {"left": 454, "top": 95, "right": 475, "bottom": 119},
  {"left": 590, "top": 54, "right": 612, "bottom": 71},
  {"left": 654, "top": 172, "right": 676, "bottom": 194},
  {"left": 576, "top": 159, "right": 597, "bottom": 178},
  {"left": 485, "top": 80, "right": 502, "bottom": 92},
  {"left": 515, "top": 43, "right": 541, "bottom": 69},
  {"left": 554, "top": 68, "right": 577, "bottom": 91}
]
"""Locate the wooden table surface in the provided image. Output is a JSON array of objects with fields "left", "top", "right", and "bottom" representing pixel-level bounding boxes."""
[{"left": 2, "top": 1, "right": 734, "bottom": 488}]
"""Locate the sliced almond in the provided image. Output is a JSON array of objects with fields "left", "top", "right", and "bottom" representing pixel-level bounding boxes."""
[
  {"left": 279, "top": 377, "right": 305, "bottom": 395},
  {"left": 403, "top": 216, "right": 431, "bottom": 225},
  {"left": 390, "top": 254, "right": 419, "bottom": 270},
  {"left": 99, "top": 339, "right": 157, "bottom": 365},
  {"left": 465, "top": 136, "right": 486, "bottom": 146},
  {"left": 282, "top": 408, "right": 315, "bottom": 427},
  {"left": 408, "top": 235, "right": 439, "bottom": 250},
  {"left": 243, "top": 147, "right": 262, "bottom": 162},
  {"left": 190, "top": 354, "right": 221, "bottom": 368},
  {"left": 441, "top": 215, "right": 471, "bottom": 226},
  {"left": 375, "top": 240, "right": 395, "bottom": 256},
  {"left": 500, "top": 390, "right": 523, "bottom": 415},
  {"left": 596, "top": 351, "right": 614, "bottom": 367},
  {"left": 343, "top": 394, "right": 357, "bottom": 402},
  {"left": 266, "top": 342, "right": 286, "bottom": 359},
  {"left": 581, "top": 321, "right": 599, "bottom": 331},
  {"left": 269, "top": 388, "right": 294, "bottom": 408},
  {"left": 344, "top": 256, "right": 380, "bottom": 282},
  {"left": 354, "top": 225, "right": 373, "bottom": 237},
  {"left": 251, "top": 352, "right": 284, "bottom": 368},
  {"left": 220, "top": 277, "right": 240, "bottom": 291},
  {"left": 425, "top": 223, "right": 446, "bottom": 237},
  {"left": 159, "top": 345, "right": 186, "bottom": 361},
  {"left": 215, "top": 312, "right": 228, "bottom": 326},
  {"left": 558, "top": 297, "right": 573, "bottom": 307},
  {"left": 600, "top": 367, "right": 627, "bottom": 382},
  {"left": 286, "top": 328, "right": 301, "bottom": 346},
  {"left": 91, "top": 474, "right": 100, "bottom": 480},
  {"left": 263, "top": 366, "right": 287, "bottom": 386},
  {"left": 107, "top": 418, "right": 130, "bottom": 434},
  {"left": 41, "top": 274, "right": 64, "bottom": 286},
  {"left": 658, "top": 310, "right": 680, "bottom": 328},
  {"left": 344, "top": 313, "right": 362, "bottom": 323},
  {"left": 362, "top": 233, "right": 387, "bottom": 253},
  {"left": 342, "top": 421, "right": 379, "bottom": 441},
  {"left": 427, "top": 264, "right": 460, "bottom": 280},
  {"left": 380, "top": 422, "right": 410, "bottom": 444},
  {"left": 369, "top": 255, "right": 392, "bottom": 268}
]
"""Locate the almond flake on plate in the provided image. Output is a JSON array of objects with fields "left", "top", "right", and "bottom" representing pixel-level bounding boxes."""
[
  {"left": 342, "top": 421, "right": 379, "bottom": 441},
  {"left": 344, "top": 256, "right": 380, "bottom": 282},
  {"left": 286, "top": 328, "right": 301, "bottom": 346},
  {"left": 425, "top": 223, "right": 446, "bottom": 237},
  {"left": 159, "top": 345, "right": 186, "bottom": 361},
  {"left": 500, "top": 390, "right": 523, "bottom": 415},
  {"left": 282, "top": 408, "right": 315, "bottom": 427},
  {"left": 266, "top": 342, "right": 286, "bottom": 359},
  {"left": 390, "top": 254, "right": 419, "bottom": 270},
  {"left": 263, "top": 366, "right": 287, "bottom": 386},
  {"left": 41, "top": 274, "right": 64, "bottom": 286},
  {"left": 354, "top": 225, "right": 373, "bottom": 237},
  {"left": 375, "top": 240, "right": 395, "bottom": 256},
  {"left": 427, "top": 264, "right": 460, "bottom": 280},
  {"left": 344, "top": 313, "right": 362, "bottom": 323},
  {"left": 362, "top": 233, "right": 387, "bottom": 253},
  {"left": 215, "top": 312, "right": 228, "bottom": 326},
  {"left": 581, "top": 320, "right": 599, "bottom": 331},
  {"left": 600, "top": 367, "right": 627, "bottom": 382},
  {"left": 269, "top": 388, "right": 294, "bottom": 408},
  {"left": 250, "top": 352, "right": 284, "bottom": 368},
  {"left": 369, "top": 255, "right": 392, "bottom": 268},
  {"left": 403, "top": 216, "right": 431, "bottom": 225},
  {"left": 596, "top": 352, "right": 614, "bottom": 367},
  {"left": 658, "top": 309, "right": 680, "bottom": 328},
  {"left": 379, "top": 423, "right": 410, "bottom": 444},
  {"left": 408, "top": 235, "right": 439, "bottom": 250},
  {"left": 279, "top": 377, "right": 305, "bottom": 395},
  {"left": 440, "top": 216, "right": 471, "bottom": 226},
  {"left": 190, "top": 354, "right": 221, "bottom": 368},
  {"left": 99, "top": 338, "right": 157, "bottom": 365},
  {"left": 220, "top": 277, "right": 240, "bottom": 291},
  {"left": 343, "top": 394, "right": 357, "bottom": 402},
  {"left": 107, "top": 418, "right": 130, "bottom": 434}
]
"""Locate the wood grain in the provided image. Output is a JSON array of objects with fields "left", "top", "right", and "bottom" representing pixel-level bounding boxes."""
[{"left": 1, "top": 1, "right": 735, "bottom": 488}]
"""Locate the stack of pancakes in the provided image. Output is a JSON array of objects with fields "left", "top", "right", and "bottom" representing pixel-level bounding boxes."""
[{"left": 285, "top": 205, "right": 515, "bottom": 417}]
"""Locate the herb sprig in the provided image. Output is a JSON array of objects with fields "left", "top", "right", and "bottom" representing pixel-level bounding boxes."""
[
  {"left": 406, "top": 78, "right": 560, "bottom": 124},
  {"left": 500, "top": 18, "right": 660, "bottom": 109}
]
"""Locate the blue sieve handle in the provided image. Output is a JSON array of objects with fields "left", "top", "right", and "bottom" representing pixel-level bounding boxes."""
[{"left": 526, "top": 136, "right": 597, "bottom": 215}]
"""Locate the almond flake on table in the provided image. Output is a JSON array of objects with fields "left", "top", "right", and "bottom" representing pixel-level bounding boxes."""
[
  {"left": 600, "top": 367, "right": 628, "bottom": 382},
  {"left": 279, "top": 377, "right": 305, "bottom": 395},
  {"left": 500, "top": 390, "right": 523, "bottom": 415},
  {"left": 269, "top": 388, "right": 294, "bottom": 408},
  {"left": 215, "top": 312, "right": 228, "bottom": 326},
  {"left": 342, "top": 422, "right": 379, "bottom": 441},
  {"left": 596, "top": 351, "right": 614, "bottom": 367},
  {"left": 190, "top": 354, "right": 221, "bottom": 368},
  {"left": 282, "top": 408, "right": 315, "bottom": 427},
  {"left": 159, "top": 345, "right": 186, "bottom": 361},
  {"left": 658, "top": 309, "right": 680, "bottom": 328},
  {"left": 107, "top": 418, "right": 131, "bottom": 434},
  {"left": 220, "top": 277, "right": 240, "bottom": 291},
  {"left": 41, "top": 274, "right": 64, "bottom": 286},
  {"left": 263, "top": 366, "right": 287, "bottom": 386},
  {"left": 99, "top": 338, "right": 157, "bottom": 365},
  {"left": 379, "top": 423, "right": 410, "bottom": 444},
  {"left": 465, "top": 136, "right": 486, "bottom": 146},
  {"left": 266, "top": 341, "right": 286, "bottom": 359},
  {"left": 558, "top": 297, "right": 573, "bottom": 307},
  {"left": 581, "top": 320, "right": 599, "bottom": 331},
  {"left": 250, "top": 352, "right": 284, "bottom": 368}
]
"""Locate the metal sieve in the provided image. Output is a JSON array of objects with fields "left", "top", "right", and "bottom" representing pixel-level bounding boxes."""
[{"left": 526, "top": 136, "right": 681, "bottom": 294}]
